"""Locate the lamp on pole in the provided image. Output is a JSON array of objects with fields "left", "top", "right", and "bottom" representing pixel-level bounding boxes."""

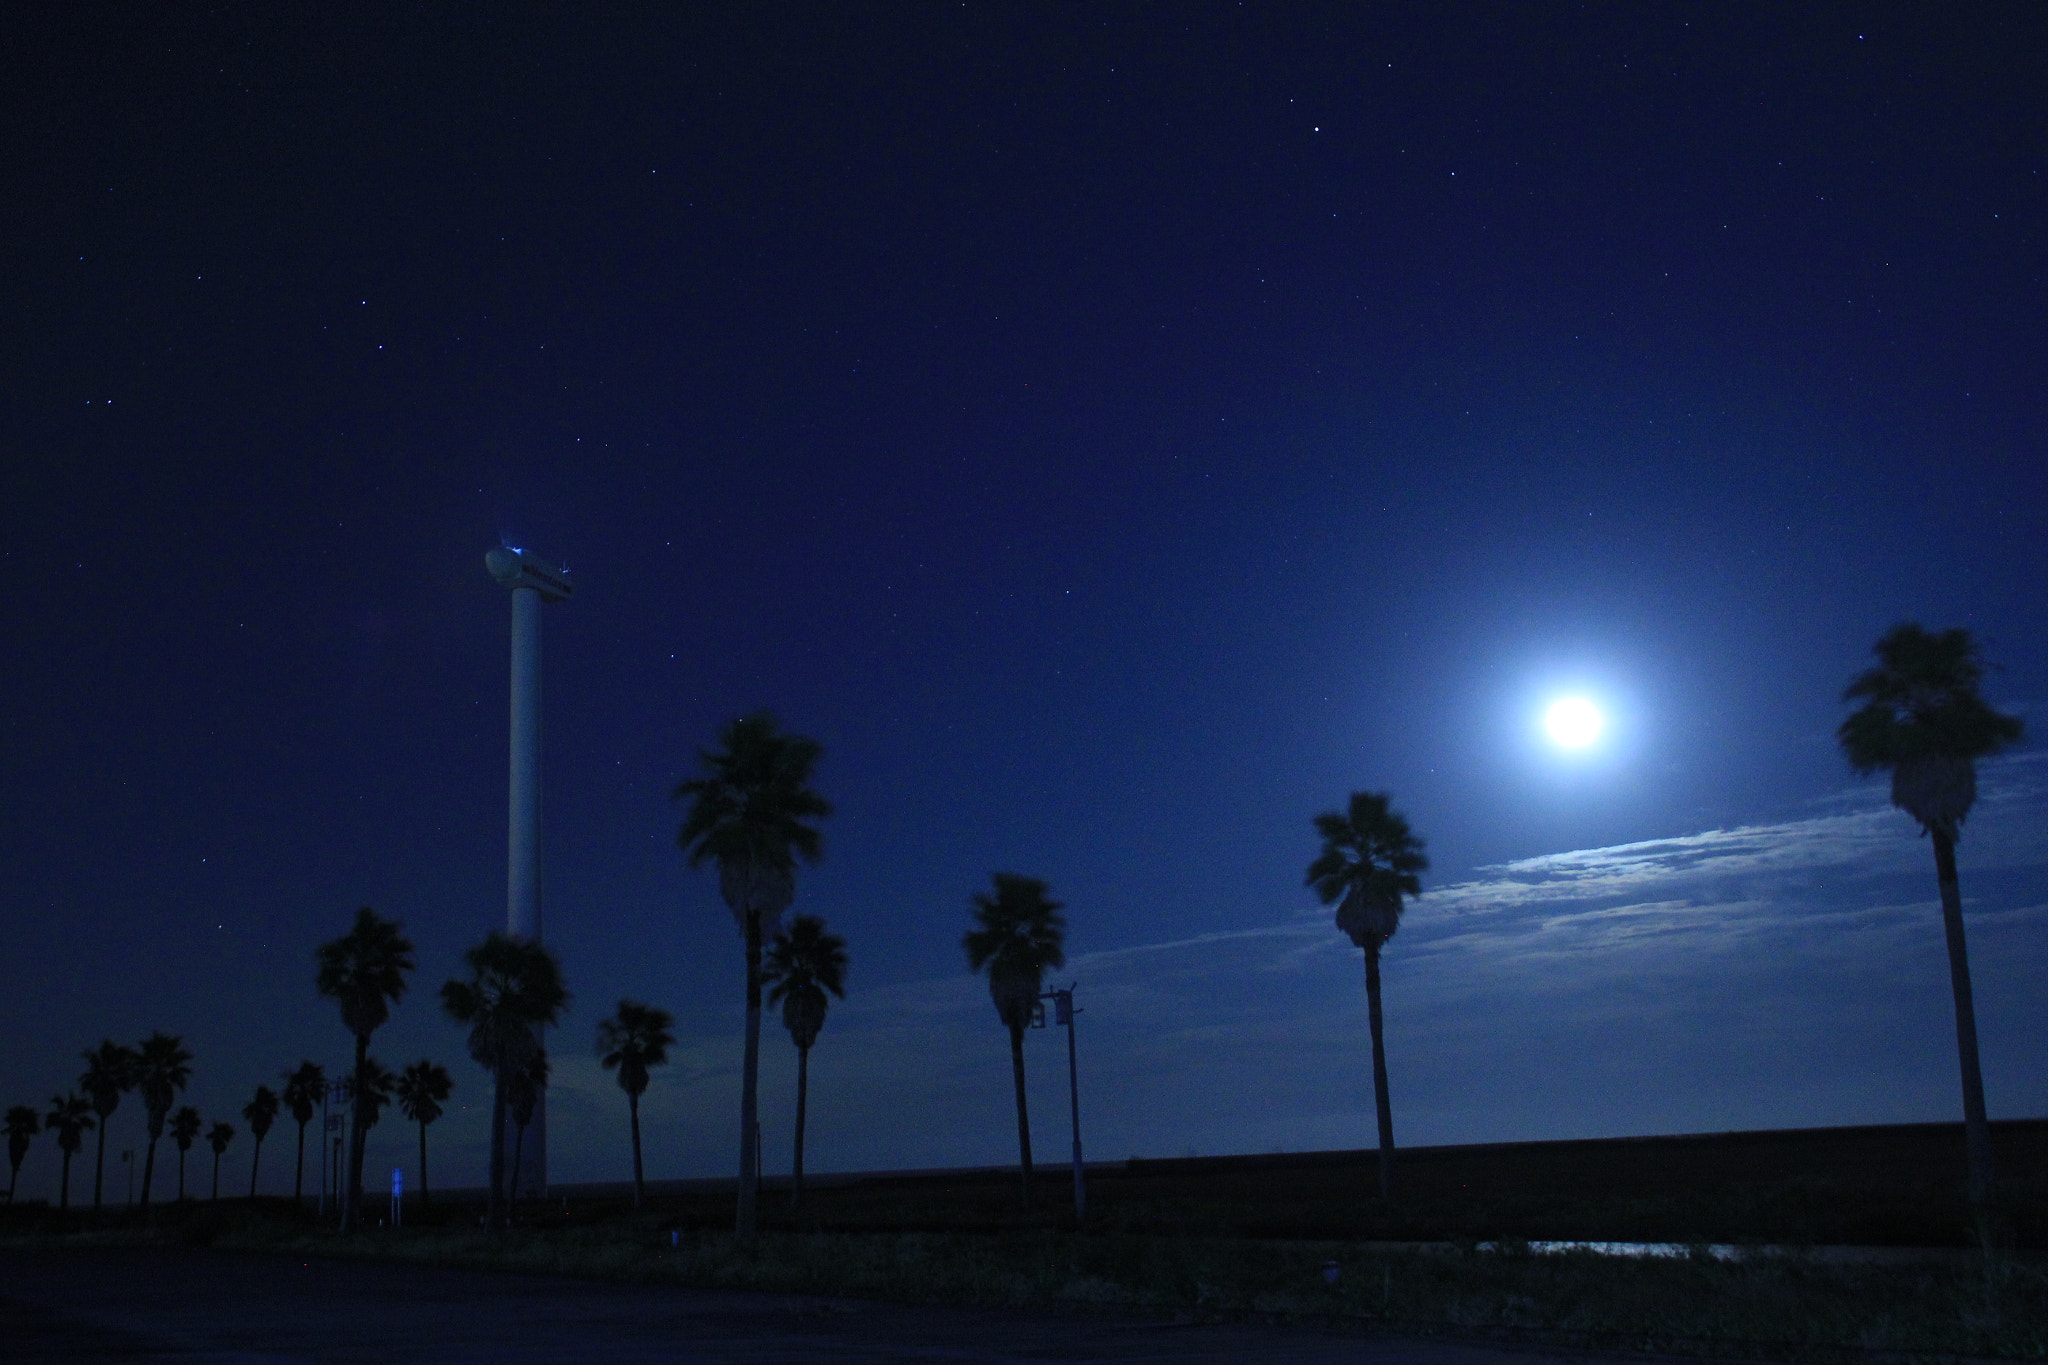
[{"left": 1039, "top": 984, "right": 1086, "bottom": 1220}]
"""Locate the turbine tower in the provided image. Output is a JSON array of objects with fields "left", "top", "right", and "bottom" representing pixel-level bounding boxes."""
[{"left": 485, "top": 543, "right": 572, "bottom": 1198}]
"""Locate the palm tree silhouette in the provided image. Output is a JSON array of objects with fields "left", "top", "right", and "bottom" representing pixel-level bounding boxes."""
[
  {"left": 280, "top": 1062, "right": 325, "bottom": 1205},
  {"left": 242, "top": 1086, "right": 280, "bottom": 1198},
  {"left": 675, "top": 711, "right": 831, "bottom": 1240},
  {"left": 135, "top": 1031, "right": 194, "bottom": 1207},
  {"left": 5, "top": 1106, "right": 38, "bottom": 1203},
  {"left": 441, "top": 931, "right": 568, "bottom": 1232},
  {"left": 963, "top": 873, "right": 1067, "bottom": 1208},
  {"left": 205, "top": 1121, "right": 234, "bottom": 1200},
  {"left": 79, "top": 1040, "right": 137, "bottom": 1212},
  {"left": 506, "top": 1049, "right": 549, "bottom": 1208},
  {"left": 1307, "top": 791, "right": 1427, "bottom": 1201},
  {"left": 315, "top": 908, "right": 415, "bottom": 1232},
  {"left": 169, "top": 1106, "right": 201, "bottom": 1200},
  {"left": 395, "top": 1060, "right": 454, "bottom": 1210},
  {"left": 46, "top": 1093, "right": 93, "bottom": 1211},
  {"left": 1840, "top": 623, "right": 2024, "bottom": 1218},
  {"left": 765, "top": 916, "right": 848, "bottom": 1209},
  {"left": 596, "top": 1000, "right": 674, "bottom": 1210}
]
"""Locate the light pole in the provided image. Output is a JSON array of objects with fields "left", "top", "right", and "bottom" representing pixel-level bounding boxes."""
[
  {"left": 485, "top": 544, "right": 572, "bottom": 1200},
  {"left": 1040, "top": 985, "right": 1086, "bottom": 1220}
]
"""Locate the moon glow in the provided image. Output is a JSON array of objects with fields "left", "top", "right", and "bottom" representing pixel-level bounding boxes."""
[{"left": 1544, "top": 697, "right": 1604, "bottom": 748}]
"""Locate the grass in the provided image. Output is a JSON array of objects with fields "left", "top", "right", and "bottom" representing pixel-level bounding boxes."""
[{"left": 6, "top": 1120, "right": 2045, "bottom": 1362}]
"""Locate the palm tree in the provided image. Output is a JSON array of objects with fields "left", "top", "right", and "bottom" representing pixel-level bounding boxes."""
[
  {"left": 134, "top": 1031, "right": 194, "bottom": 1207},
  {"left": 46, "top": 1093, "right": 93, "bottom": 1211},
  {"left": 169, "top": 1106, "right": 201, "bottom": 1200},
  {"left": 205, "top": 1122, "right": 235, "bottom": 1200},
  {"left": 764, "top": 917, "right": 848, "bottom": 1208},
  {"left": 505, "top": 1049, "right": 549, "bottom": 1208},
  {"left": 963, "top": 873, "right": 1067, "bottom": 1208},
  {"left": 394, "top": 1060, "right": 454, "bottom": 1209},
  {"left": 1840, "top": 623, "right": 2024, "bottom": 1216},
  {"left": 79, "top": 1040, "right": 138, "bottom": 1212},
  {"left": 5, "top": 1106, "right": 38, "bottom": 1203},
  {"left": 596, "top": 1001, "right": 674, "bottom": 1210},
  {"left": 353, "top": 1058, "right": 396, "bottom": 1133},
  {"left": 1307, "top": 791, "right": 1427, "bottom": 1201},
  {"left": 674, "top": 711, "right": 831, "bottom": 1240},
  {"left": 243, "top": 1086, "right": 280, "bottom": 1198},
  {"left": 440, "top": 931, "right": 568, "bottom": 1232},
  {"left": 280, "top": 1062, "right": 325, "bottom": 1205},
  {"left": 314, "top": 907, "right": 415, "bottom": 1232}
]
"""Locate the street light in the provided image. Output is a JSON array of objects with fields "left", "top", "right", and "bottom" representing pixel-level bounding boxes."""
[{"left": 1035, "top": 984, "right": 1087, "bottom": 1220}]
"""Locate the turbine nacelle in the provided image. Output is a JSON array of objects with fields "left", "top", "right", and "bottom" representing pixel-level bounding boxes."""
[{"left": 486, "top": 546, "right": 573, "bottom": 602}]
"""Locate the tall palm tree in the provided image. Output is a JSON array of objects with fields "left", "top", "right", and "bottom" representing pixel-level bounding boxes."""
[
  {"left": 963, "top": 873, "right": 1066, "bottom": 1208},
  {"left": 79, "top": 1040, "right": 137, "bottom": 1212},
  {"left": 596, "top": 1000, "right": 674, "bottom": 1210},
  {"left": 46, "top": 1093, "right": 93, "bottom": 1211},
  {"left": 169, "top": 1106, "right": 201, "bottom": 1200},
  {"left": 394, "top": 1060, "right": 454, "bottom": 1209},
  {"left": 134, "top": 1031, "right": 195, "bottom": 1207},
  {"left": 315, "top": 907, "right": 415, "bottom": 1232},
  {"left": 352, "top": 1058, "right": 396, "bottom": 1134},
  {"left": 205, "top": 1121, "right": 235, "bottom": 1200},
  {"left": 506, "top": 1049, "right": 549, "bottom": 1208},
  {"left": 280, "top": 1062, "right": 325, "bottom": 1205},
  {"left": 1840, "top": 623, "right": 2024, "bottom": 1215},
  {"left": 674, "top": 711, "right": 831, "bottom": 1240},
  {"left": 5, "top": 1106, "right": 38, "bottom": 1203},
  {"left": 243, "top": 1086, "right": 280, "bottom": 1198},
  {"left": 765, "top": 916, "right": 848, "bottom": 1208},
  {"left": 1307, "top": 790, "right": 1428, "bottom": 1201},
  {"left": 440, "top": 931, "right": 568, "bottom": 1233}
]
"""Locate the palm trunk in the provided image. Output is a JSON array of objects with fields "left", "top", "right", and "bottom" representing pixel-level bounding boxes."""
[
  {"left": 140, "top": 1131, "right": 160, "bottom": 1206},
  {"left": 211, "top": 1152, "right": 221, "bottom": 1201},
  {"left": 628, "top": 1090, "right": 644, "bottom": 1211},
  {"left": 249, "top": 1135, "right": 264, "bottom": 1199},
  {"left": 177, "top": 1150, "right": 186, "bottom": 1201},
  {"left": 1364, "top": 944, "right": 1397, "bottom": 1200},
  {"left": 488, "top": 1068, "right": 508, "bottom": 1234},
  {"left": 1008, "top": 1022, "right": 1034, "bottom": 1207},
  {"left": 737, "top": 907, "right": 763, "bottom": 1239},
  {"left": 294, "top": 1121, "right": 306, "bottom": 1204},
  {"left": 510, "top": 1120, "right": 527, "bottom": 1216},
  {"left": 792, "top": 1044, "right": 810, "bottom": 1210},
  {"left": 1931, "top": 831, "right": 1996, "bottom": 1209},
  {"left": 418, "top": 1119, "right": 430, "bottom": 1210},
  {"left": 7, "top": 1160, "right": 17, "bottom": 1203},
  {"left": 93, "top": 1122, "right": 108, "bottom": 1211},
  {"left": 60, "top": 1149, "right": 73, "bottom": 1211},
  {"left": 343, "top": 1034, "right": 369, "bottom": 1232}
]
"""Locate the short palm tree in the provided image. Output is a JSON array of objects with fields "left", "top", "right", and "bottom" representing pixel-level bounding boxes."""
[
  {"left": 506, "top": 1049, "right": 550, "bottom": 1206},
  {"left": 206, "top": 1121, "right": 235, "bottom": 1200},
  {"left": 674, "top": 711, "right": 831, "bottom": 1240},
  {"left": 596, "top": 1000, "right": 675, "bottom": 1210},
  {"left": 242, "top": 1085, "right": 280, "bottom": 1198},
  {"left": 394, "top": 1060, "right": 454, "bottom": 1209},
  {"left": 134, "top": 1031, "right": 195, "bottom": 1206},
  {"left": 963, "top": 873, "right": 1066, "bottom": 1208},
  {"left": 79, "top": 1040, "right": 138, "bottom": 1212},
  {"left": 169, "top": 1105, "right": 201, "bottom": 1200},
  {"left": 765, "top": 916, "right": 848, "bottom": 1208},
  {"left": 1840, "top": 623, "right": 2024, "bottom": 1215},
  {"left": 1307, "top": 791, "right": 1428, "bottom": 1201},
  {"left": 46, "top": 1093, "right": 93, "bottom": 1211},
  {"left": 280, "top": 1062, "right": 325, "bottom": 1205},
  {"left": 441, "top": 931, "right": 568, "bottom": 1232},
  {"left": 315, "top": 907, "right": 415, "bottom": 1232},
  {"left": 5, "top": 1106, "right": 38, "bottom": 1203}
]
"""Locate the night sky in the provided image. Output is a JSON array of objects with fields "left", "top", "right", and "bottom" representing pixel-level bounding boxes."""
[{"left": 4, "top": 5, "right": 2044, "bottom": 1202}]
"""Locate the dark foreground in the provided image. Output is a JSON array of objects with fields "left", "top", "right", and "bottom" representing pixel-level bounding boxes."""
[{"left": 0, "top": 1246, "right": 1609, "bottom": 1365}]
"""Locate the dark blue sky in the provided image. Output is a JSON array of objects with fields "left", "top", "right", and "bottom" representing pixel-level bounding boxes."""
[{"left": 4, "top": 4, "right": 2043, "bottom": 1196}]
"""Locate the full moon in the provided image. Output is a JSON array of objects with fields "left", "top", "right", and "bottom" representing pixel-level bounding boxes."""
[{"left": 1544, "top": 697, "right": 1604, "bottom": 748}]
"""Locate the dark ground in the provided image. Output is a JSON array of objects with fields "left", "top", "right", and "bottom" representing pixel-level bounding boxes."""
[{"left": 0, "top": 1245, "right": 1632, "bottom": 1365}]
